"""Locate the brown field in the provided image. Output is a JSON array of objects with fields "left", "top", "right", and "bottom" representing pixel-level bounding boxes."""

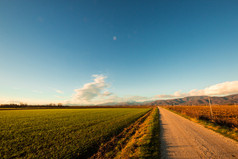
[{"left": 163, "top": 105, "right": 238, "bottom": 128}]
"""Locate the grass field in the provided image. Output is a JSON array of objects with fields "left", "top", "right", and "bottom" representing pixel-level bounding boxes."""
[
  {"left": 90, "top": 107, "right": 160, "bottom": 159},
  {"left": 0, "top": 108, "right": 150, "bottom": 158}
]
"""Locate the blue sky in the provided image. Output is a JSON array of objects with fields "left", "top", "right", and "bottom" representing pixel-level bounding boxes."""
[{"left": 0, "top": 0, "right": 238, "bottom": 104}]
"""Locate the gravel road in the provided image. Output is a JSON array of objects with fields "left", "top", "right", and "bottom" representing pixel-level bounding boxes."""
[{"left": 158, "top": 107, "right": 238, "bottom": 159}]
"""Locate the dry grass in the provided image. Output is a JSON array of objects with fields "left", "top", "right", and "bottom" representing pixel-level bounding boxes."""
[
  {"left": 163, "top": 105, "right": 238, "bottom": 141},
  {"left": 90, "top": 108, "right": 160, "bottom": 159},
  {"left": 116, "top": 107, "right": 160, "bottom": 159},
  {"left": 163, "top": 105, "right": 238, "bottom": 128}
]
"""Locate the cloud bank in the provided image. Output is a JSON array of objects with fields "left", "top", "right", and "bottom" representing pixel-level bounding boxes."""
[
  {"left": 69, "top": 74, "right": 152, "bottom": 105},
  {"left": 56, "top": 90, "right": 64, "bottom": 94},
  {"left": 71, "top": 75, "right": 112, "bottom": 104},
  {"left": 156, "top": 81, "right": 238, "bottom": 99},
  {"left": 69, "top": 75, "right": 238, "bottom": 105}
]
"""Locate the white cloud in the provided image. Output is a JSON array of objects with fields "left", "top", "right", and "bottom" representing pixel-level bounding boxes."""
[
  {"left": 71, "top": 74, "right": 112, "bottom": 104},
  {"left": 54, "top": 95, "right": 66, "bottom": 99},
  {"left": 113, "top": 36, "right": 117, "bottom": 40},
  {"left": 156, "top": 81, "right": 238, "bottom": 99},
  {"left": 101, "top": 95, "right": 150, "bottom": 104},
  {"left": 69, "top": 77, "right": 238, "bottom": 105},
  {"left": 69, "top": 75, "right": 154, "bottom": 105},
  {"left": 32, "top": 90, "right": 43, "bottom": 94},
  {"left": 56, "top": 90, "right": 64, "bottom": 94},
  {"left": 102, "top": 91, "right": 113, "bottom": 96},
  {"left": 0, "top": 96, "right": 59, "bottom": 105}
]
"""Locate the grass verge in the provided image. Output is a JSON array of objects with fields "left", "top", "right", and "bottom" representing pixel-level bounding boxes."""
[
  {"left": 163, "top": 107, "right": 238, "bottom": 142},
  {"left": 90, "top": 107, "right": 160, "bottom": 159}
]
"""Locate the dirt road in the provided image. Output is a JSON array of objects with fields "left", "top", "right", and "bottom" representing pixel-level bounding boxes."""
[{"left": 158, "top": 107, "right": 238, "bottom": 159}]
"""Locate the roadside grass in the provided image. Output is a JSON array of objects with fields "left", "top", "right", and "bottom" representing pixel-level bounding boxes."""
[
  {"left": 118, "top": 107, "right": 160, "bottom": 159},
  {"left": 0, "top": 108, "right": 150, "bottom": 158},
  {"left": 91, "top": 107, "right": 160, "bottom": 159},
  {"left": 162, "top": 106, "right": 238, "bottom": 142}
]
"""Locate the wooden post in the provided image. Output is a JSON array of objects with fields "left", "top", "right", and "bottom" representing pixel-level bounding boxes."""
[{"left": 208, "top": 97, "right": 214, "bottom": 120}]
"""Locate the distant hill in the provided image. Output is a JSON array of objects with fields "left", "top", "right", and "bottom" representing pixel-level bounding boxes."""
[
  {"left": 98, "top": 94, "right": 238, "bottom": 106},
  {"left": 150, "top": 94, "right": 238, "bottom": 106},
  {"left": 98, "top": 101, "right": 143, "bottom": 106}
]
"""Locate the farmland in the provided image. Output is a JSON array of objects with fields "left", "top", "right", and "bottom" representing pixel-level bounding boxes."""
[
  {"left": 91, "top": 107, "right": 160, "bottom": 158},
  {"left": 163, "top": 105, "right": 238, "bottom": 127},
  {"left": 163, "top": 105, "right": 238, "bottom": 140},
  {"left": 0, "top": 108, "right": 150, "bottom": 158}
]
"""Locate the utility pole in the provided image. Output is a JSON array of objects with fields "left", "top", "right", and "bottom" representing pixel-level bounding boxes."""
[{"left": 208, "top": 97, "right": 214, "bottom": 120}]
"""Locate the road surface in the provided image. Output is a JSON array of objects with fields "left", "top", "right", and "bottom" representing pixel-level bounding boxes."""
[{"left": 158, "top": 107, "right": 238, "bottom": 159}]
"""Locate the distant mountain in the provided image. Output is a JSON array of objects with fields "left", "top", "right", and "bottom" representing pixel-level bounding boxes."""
[
  {"left": 98, "top": 101, "right": 142, "bottom": 106},
  {"left": 98, "top": 94, "right": 238, "bottom": 106},
  {"left": 150, "top": 94, "right": 238, "bottom": 106}
]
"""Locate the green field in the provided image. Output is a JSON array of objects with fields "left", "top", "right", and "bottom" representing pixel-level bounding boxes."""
[{"left": 0, "top": 108, "right": 150, "bottom": 158}]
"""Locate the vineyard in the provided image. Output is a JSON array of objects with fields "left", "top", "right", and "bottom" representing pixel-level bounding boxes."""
[{"left": 163, "top": 105, "right": 238, "bottom": 128}]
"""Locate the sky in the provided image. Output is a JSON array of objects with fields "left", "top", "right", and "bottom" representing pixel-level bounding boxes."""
[{"left": 0, "top": 0, "right": 238, "bottom": 105}]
